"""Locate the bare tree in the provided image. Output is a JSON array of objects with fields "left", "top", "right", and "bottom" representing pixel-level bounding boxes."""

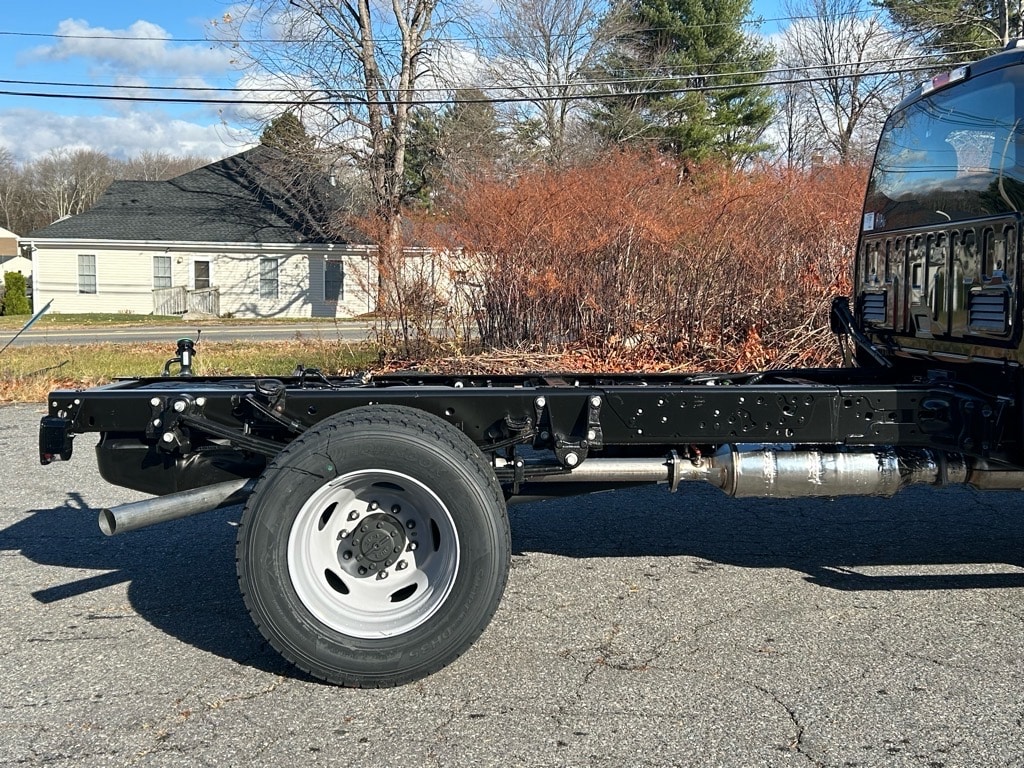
[
  {"left": 880, "top": 0, "right": 1023, "bottom": 58},
  {"left": 484, "top": 0, "right": 619, "bottom": 165},
  {"left": 0, "top": 149, "right": 213, "bottom": 235},
  {"left": 778, "top": 0, "right": 923, "bottom": 164},
  {"left": 30, "top": 148, "right": 119, "bottom": 227},
  {"left": 0, "top": 149, "right": 27, "bottom": 232},
  {"left": 772, "top": 68, "right": 825, "bottom": 168},
  {"left": 217, "top": 0, "right": 454, "bottom": 349},
  {"left": 120, "top": 151, "right": 212, "bottom": 181}
]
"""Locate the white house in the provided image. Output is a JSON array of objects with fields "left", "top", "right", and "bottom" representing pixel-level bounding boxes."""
[
  {"left": 25, "top": 147, "right": 377, "bottom": 318},
  {"left": 0, "top": 226, "right": 31, "bottom": 277}
]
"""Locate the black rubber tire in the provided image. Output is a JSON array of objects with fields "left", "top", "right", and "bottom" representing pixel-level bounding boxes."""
[{"left": 236, "top": 404, "right": 510, "bottom": 687}]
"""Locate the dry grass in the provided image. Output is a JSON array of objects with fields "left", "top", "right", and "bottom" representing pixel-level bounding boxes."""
[{"left": 0, "top": 340, "right": 377, "bottom": 404}]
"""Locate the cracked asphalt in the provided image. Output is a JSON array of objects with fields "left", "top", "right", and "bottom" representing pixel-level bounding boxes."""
[{"left": 3, "top": 402, "right": 1024, "bottom": 767}]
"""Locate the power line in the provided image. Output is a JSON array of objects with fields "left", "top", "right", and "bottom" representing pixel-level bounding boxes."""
[
  {"left": 0, "top": 62, "right": 969, "bottom": 109},
  {"left": 0, "top": 48, "right": 979, "bottom": 98}
]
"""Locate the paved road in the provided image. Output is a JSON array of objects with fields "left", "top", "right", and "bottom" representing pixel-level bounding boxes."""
[
  {"left": 3, "top": 402, "right": 1024, "bottom": 766},
  {"left": 3, "top": 320, "right": 375, "bottom": 347}
]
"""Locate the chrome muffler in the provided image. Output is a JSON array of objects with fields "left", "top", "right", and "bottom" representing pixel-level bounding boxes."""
[{"left": 521, "top": 445, "right": 1024, "bottom": 498}]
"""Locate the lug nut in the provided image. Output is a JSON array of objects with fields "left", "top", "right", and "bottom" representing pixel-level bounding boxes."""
[
  {"left": 337, "top": 529, "right": 348, "bottom": 539},
  {"left": 391, "top": 505, "right": 401, "bottom": 514},
  {"left": 357, "top": 566, "right": 368, "bottom": 575},
  {"left": 377, "top": 570, "right": 388, "bottom": 580},
  {"left": 406, "top": 520, "right": 416, "bottom": 529},
  {"left": 368, "top": 501, "right": 379, "bottom": 511},
  {"left": 342, "top": 551, "right": 353, "bottom": 560},
  {"left": 407, "top": 542, "right": 418, "bottom": 551},
  {"left": 348, "top": 510, "right": 359, "bottom": 521},
  {"left": 395, "top": 561, "right": 408, "bottom": 571}
]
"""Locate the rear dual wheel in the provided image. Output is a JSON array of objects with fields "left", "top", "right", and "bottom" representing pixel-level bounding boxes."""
[{"left": 236, "top": 405, "right": 510, "bottom": 687}]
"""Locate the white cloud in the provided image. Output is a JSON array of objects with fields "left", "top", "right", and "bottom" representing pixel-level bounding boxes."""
[
  {"left": 29, "top": 18, "right": 235, "bottom": 77},
  {"left": 0, "top": 108, "right": 256, "bottom": 162},
  {"left": 6, "top": 17, "right": 253, "bottom": 162}
]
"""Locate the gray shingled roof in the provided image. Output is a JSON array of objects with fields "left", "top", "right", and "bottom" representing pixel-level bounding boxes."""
[{"left": 26, "top": 145, "right": 368, "bottom": 245}]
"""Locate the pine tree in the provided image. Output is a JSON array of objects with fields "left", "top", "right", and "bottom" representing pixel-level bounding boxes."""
[
  {"left": 589, "top": 0, "right": 775, "bottom": 162},
  {"left": 260, "top": 112, "right": 315, "bottom": 155},
  {"left": 2, "top": 271, "right": 30, "bottom": 315},
  {"left": 404, "top": 91, "right": 504, "bottom": 207}
]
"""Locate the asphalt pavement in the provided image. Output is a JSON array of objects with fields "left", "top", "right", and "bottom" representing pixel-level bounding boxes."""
[{"left": 3, "top": 402, "right": 1024, "bottom": 767}]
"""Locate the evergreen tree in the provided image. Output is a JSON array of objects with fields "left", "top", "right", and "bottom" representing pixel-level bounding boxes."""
[
  {"left": 589, "top": 0, "right": 775, "bottom": 162},
  {"left": 2, "top": 271, "right": 30, "bottom": 315},
  {"left": 404, "top": 91, "right": 504, "bottom": 207},
  {"left": 404, "top": 108, "right": 446, "bottom": 207},
  {"left": 260, "top": 112, "right": 316, "bottom": 156}
]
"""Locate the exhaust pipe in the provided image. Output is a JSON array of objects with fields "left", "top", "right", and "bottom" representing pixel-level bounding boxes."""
[
  {"left": 100, "top": 446, "right": 1024, "bottom": 535},
  {"left": 99, "top": 478, "right": 256, "bottom": 536},
  {"left": 519, "top": 446, "right": 1024, "bottom": 498}
]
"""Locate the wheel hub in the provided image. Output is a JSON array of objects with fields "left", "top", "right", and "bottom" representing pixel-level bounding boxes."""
[
  {"left": 287, "top": 467, "right": 461, "bottom": 639},
  {"left": 342, "top": 513, "right": 407, "bottom": 576}
]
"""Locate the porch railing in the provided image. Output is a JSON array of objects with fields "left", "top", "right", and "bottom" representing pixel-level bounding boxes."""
[{"left": 153, "top": 286, "right": 220, "bottom": 317}]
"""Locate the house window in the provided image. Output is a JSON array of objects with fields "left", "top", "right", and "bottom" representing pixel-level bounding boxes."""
[
  {"left": 194, "top": 260, "right": 211, "bottom": 290},
  {"left": 78, "top": 254, "right": 96, "bottom": 294},
  {"left": 153, "top": 255, "right": 172, "bottom": 289},
  {"left": 325, "top": 259, "right": 344, "bottom": 302},
  {"left": 260, "top": 257, "right": 279, "bottom": 299}
]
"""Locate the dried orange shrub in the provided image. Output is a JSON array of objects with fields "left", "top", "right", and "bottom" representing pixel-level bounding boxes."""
[
  {"left": 432, "top": 153, "right": 867, "bottom": 371},
  {"left": 683, "top": 162, "right": 866, "bottom": 370}
]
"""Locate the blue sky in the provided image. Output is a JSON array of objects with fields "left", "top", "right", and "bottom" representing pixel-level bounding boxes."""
[
  {"left": 0, "top": 0, "right": 254, "bottom": 162},
  {"left": 0, "top": 0, "right": 790, "bottom": 164}
]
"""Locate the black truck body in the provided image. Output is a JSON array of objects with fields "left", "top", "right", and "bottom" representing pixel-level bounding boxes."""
[{"left": 37, "top": 43, "right": 1024, "bottom": 687}]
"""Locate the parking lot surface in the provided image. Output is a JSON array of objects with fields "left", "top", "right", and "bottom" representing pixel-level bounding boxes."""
[{"left": 3, "top": 402, "right": 1024, "bottom": 766}]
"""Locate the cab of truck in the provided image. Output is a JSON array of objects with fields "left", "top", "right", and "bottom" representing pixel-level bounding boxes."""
[{"left": 855, "top": 42, "right": 1024, "bottom": 367}]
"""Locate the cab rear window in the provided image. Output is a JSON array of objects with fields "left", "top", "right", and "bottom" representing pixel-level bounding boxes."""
[{"left": 864, "top": 67, "right": 1024, "bottom": 233}]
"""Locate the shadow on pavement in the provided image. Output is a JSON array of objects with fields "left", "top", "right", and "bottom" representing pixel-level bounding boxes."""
[
  {"left": 4, "top": 480, "right": 1024, "bottom": 674},
  {"left": 0, "top": 491, "right": 296, "bottom": 678},
  {"left": 508, "top": 482, "right": 1024, "bottom": 591}
]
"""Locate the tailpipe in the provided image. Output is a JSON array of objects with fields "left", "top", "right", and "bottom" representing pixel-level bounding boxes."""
[{"left": 99, "top": 478, "right": 256, "bottom": 536}]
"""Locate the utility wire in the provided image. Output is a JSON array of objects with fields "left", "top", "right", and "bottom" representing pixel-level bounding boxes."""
[
  {"left": 0, "top": 62, "right": 969, "bottom": 108},
  {"left": 0, "top": 50, "right": 983, "bottom": 97}
]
